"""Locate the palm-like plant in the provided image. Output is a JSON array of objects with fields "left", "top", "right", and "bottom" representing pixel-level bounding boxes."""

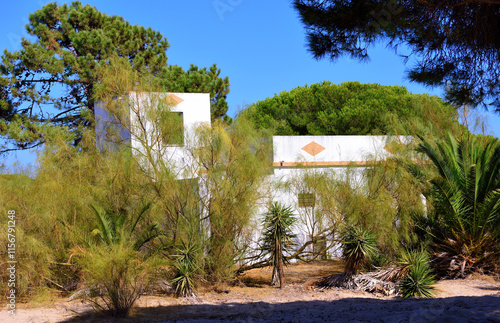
[
  {"left": 316, "top": 225, "right": 377, "bottom": 289},
  {"left": 417, "top": 133, "right": 500, "bottom": 276},
  {"left": 90, "top": 202, "right": 162, "bottom": 252},
  {"left": 261, "top": 202, "right": 297, "bottom": 288}
]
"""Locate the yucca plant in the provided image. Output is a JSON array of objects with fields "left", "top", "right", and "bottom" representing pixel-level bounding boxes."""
[
  {"left": 260, "top": 202, "right": 297, "bottom": 288},
  {"left": 399, "top": 262, "right": 435, "bottom": 298},
  {"left": 171, "top": 239, "right": 201, "bottom": 297},
  {"left": 342, "top": 225, "right": 378, "bottom": 275},
  {"left": 416, "top": 133, "right": 500, "bottom": 276},
  {"left": 316, "top": 225, "right": 378, "bottom": 289},
  {"left": 397, "top": 249, "right": 431, "bottom": 278}
]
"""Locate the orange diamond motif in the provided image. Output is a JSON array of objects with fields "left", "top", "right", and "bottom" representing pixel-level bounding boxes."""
[
  {"left": 301, "top": 141, "right": 326, "bottom": 156},
  {"left": 164, "top": 94, "right": 184, "bottom": 107},
  {"left": 383, "top": 142, "right": 398, "bottom": 155}
]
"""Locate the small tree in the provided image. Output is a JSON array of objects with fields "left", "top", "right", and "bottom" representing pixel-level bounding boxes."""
[
  {"left": 93, "top": 58, "right": 271, "bottom": 283},
  {"left": 261, "top": 202, "right": 297, "bottom": 288}
]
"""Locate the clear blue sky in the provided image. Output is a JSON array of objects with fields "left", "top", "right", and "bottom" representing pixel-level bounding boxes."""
[{"left": 2, "top": 0, "right": 499, "bottom": 171}]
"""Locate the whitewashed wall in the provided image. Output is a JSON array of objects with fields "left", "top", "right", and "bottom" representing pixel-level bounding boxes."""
[
  {"left": 256, "top": 135, "right": 410, "bottom": 260},
  {"left": 273, "top": 135, "right": 405, "bottom": 165}
]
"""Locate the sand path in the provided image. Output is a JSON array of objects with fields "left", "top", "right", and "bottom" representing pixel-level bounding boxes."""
[{"left": 1, "top": 277, "right": 499, "bottom": 322}]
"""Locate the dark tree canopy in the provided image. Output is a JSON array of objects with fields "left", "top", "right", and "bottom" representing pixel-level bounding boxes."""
[
  {"left": 243, "top": 81, "right": 459, "bottom": 136},
  {"left": 0, "top": 1, "right": 229, "bottom": 152},
  {"left": 293, "top": 0, "right": 500, "bottom": 111}
]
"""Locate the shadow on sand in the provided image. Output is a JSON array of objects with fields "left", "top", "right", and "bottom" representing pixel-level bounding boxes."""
[{"left": 61, "top": 295, "right": 500, "bottom": 323}]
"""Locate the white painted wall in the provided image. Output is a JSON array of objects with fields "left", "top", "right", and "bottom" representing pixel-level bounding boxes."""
[
  {"left": 273, "top": 135, "right": 409, "bottom": 164},
  {"left": 262, "top": 135, "right": 411, "bottom": 260}
]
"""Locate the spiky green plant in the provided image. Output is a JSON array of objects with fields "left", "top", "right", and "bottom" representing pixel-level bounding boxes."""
[
  {"left": 260, "top": 202, "right": 297, "bottom": 288},
  {"left": 398, "top": 249, "right": 430, "bottom": 277},
  {"left": 399, "top": 263, "right": 435, "bottom": 298},
  {"left": 416, "top": 133, "right": 500, "bottom": 276},
  {"left": 171, "top": 239, "right": 201, "bottom": 297},
  {"left": 342, "top": 225, "right": 378, "bottom": 275}
]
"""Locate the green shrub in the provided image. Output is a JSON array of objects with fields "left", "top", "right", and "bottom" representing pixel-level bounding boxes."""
[{"left": 78, "top": 244, "right": 157, "bottom": 317}]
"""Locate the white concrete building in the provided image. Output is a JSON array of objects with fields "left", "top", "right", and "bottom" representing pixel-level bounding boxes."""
[
  {"left": 95, "top": 93, "right": 407, "bottom": 259},
  {"left": 95, "top": 92, "right": 211, "bottom": 179}
]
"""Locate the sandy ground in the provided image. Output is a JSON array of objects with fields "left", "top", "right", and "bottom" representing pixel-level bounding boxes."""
[{"left": 1, "top": 261, "right": 499, "bottom": 322}]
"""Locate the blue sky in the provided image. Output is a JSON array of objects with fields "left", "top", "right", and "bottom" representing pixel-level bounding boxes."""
[{"left": 2, "top": 0, "right": 499, "bottom": 170}]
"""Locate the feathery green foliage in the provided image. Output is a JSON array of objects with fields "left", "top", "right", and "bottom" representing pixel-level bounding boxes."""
[
  {"left": 0, "top": 138, "right": 98, "bottom": 296},
  {"left": 93, "top": 58, "right": 271, "bottom": 284},
  {"left": 79, "top": 244, "right": 159, "bottom": 317},
  {"left": 73, "top": 151, "right": 165, "bottom": 317},
  {"left": 284, "top": 170, "right": 340, "bottom": 260},
  {"left": 261, "top": 202, "right": 297, "bottom": 288},
  {"left": 192, "top": 119, "right": 272, "bottom": 281}
]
